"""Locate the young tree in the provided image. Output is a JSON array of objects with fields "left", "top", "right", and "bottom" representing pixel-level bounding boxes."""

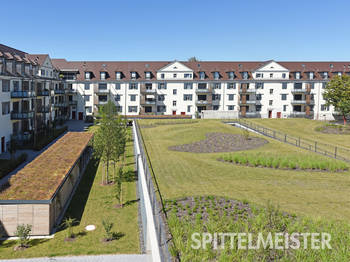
[
  {"left": 14, "top": 224, "right": 32, "bottom": 248},
  {"left": 188, "top": 56, "right": 200, "bottom": 62},
  {"left": 324, "top": 75, "right": 350, "bottom": 125}
]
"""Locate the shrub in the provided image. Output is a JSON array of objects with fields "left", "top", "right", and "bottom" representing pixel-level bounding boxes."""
[
  {"left": 14, "top": 224, "right": 32, "bottom": 248},
  {"left": 242, "top": 129, "right": 250, "bottom": 140},
  {"left": 62, "top": 217, "right": 77, "bottom": 239},
  {"left": 0, "top": 153, "right": 27, "bottom": 179},
  {"left": 102, "top": 219, "right": 114, "bottom": 240}
]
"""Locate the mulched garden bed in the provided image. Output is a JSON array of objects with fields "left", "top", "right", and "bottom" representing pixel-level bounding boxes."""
[{"left": 169, "top": 133, "right": 268, "bottom": 153}]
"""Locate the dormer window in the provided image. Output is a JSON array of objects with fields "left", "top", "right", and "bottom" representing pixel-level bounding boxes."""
[
  {"left": 295, "top": 72, "right": 301, "bottom": 79},
  {"left": 199, "top": 71, "right": 205, "bottom": 80},
  {"left": 85, "top": 72, "right": 91, "bottom": 80},
  {"left": 145, "top": 71, "right": 151, "bottom": 79},
  {"left": 131, "top": 71, "right": 137, "bottom": 79},
  {"left": 242, "top": 72, "right": 248, "bottom": 80},
  {"left": 323, "top": 72, "right": 328, "bottom": 79},
  {"left": 309, "top": 72, "right": 314, "bottom": 80},
  {"left": 213, "top": 71, "right": 220, "bottom": 80},
  {"left": 100, "top": 72, "right": 106, "bottom": 80},
  {"left": 228, "top": 71, "right": 235, "bottom": 80},
  {"left": 337, "top": 72, "right": 342, "bottom": 76},
  {"left": 116, "top": 71, "right": 121, "bottom": 80}
]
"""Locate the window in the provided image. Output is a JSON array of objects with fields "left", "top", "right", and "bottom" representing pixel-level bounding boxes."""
[
  {"left": 13, "top": 81, "right": 19, "bottom": 91},
  {"left": 99, "top": 95, "right": 108, "bottom": 102},
  {"left": 116, "top": 106, "right": 122, "bottom": 112},
  {"left": 184, "top": 73, "right": 192, "bottom": 78},
  {"left": 115, "top": 94, "right": 121, "bottom": 101},
  {"left": 158, "top": 95, "right": 165, "bottom": 101},
  {"left": 294, "top": 82, "right": 302, "bottom": 89},
  {"left": 184, "top": 94, "right": 193, "bottom": 101},
  {"left": 321, "top": 104, "right": 330, "bottom": 111},
  {"left": 269, "top": 73, "right": 273, "bottom": 78},
  {"left": 145, "top": 71, "right": 151, "bottom": 79},
  {"left": 281, "top": 94, "right": 287, "bottom": 100},
  {"left": 130, "top": 95, "right": 136, "bottom": 101},
  {"left": 199, "top": 71, "right": 205, "bottom": 79},
  {"left": 227, "top": 83, "right": 235, "bottom": 89},
  {"left": 295, "top": 72, "right": 301, "bottom": 79},
  {"left": 85, "top": 106, "right": 92, "bottom": 114},
  {"left": 256, "top": 73, "right": 263, "bottom": 78},
  {"left": 322, "top": 83, "right": 326, "bottom": 89},
  {"left": 184, "top": 83, "right": 193, "bottom": 89},
  {"left": 160, "top": 73, "right": 165, "bottom": 79},
  {"left": 157, "top": 105, "right": 166, "bottom": 112},
  {"left": 310, "top": 83, "right": 315, "bottom": 89},
  {"left": 158, "top": 83, "right": 166, "bottom": 89},
  {"left": 173, "top": 89, "right": 177, "bottom": 95},
  {"left": 282, "top": 73, "right": 286, "bottom": 79},
  {"left": 212, "top": 94, "right": 221, "bottom": 100},
  {"left": 173, "top": 73, "right": 177, "bottom": 78},
  {"left": 100, "top": 72, "right": 106, "bottom": 80},
  {"left": 269, "top": 100, "right": 273, "bottom": 106},
  {"left": 41, "top": 69, "right": 45, "bottom": 76},
  {"left": 128, "top": 106, "right": 137, "bottom": 112},
  {"left": 115, "top": 83, "right": 121, "bottom": 90},
  {"left": 129, "top": 83, "right": 138, "bottom": 90},
  {"left": 213, "top": 72, "right": 220, "bottom": 80},
  {"left": 256, "top": 82, "right": 264, "bottom": 89},
  {"left": 269, "top": 89, "right": 273, "bottom": 94},
  {"left": 256, "top": 105, "right": 262, "bottom": 112},
  {"left": 116, "top": 72, "right": 121, "bottom": 80},
  {"left": 84, "top": 95, "right": 91, "bottom": 102},
  {"left": 243, "top": 72, "right": 249, "bottom": 79},
  {"left": 282, "top": 83, "right": 287, "bottom": 89},
  {"left": 283, "top": 105, "right": 287, "bottom": 112},
  {"left": 323, "top": 72, "right": 328, "bottom": 79},
  {"left": 99, "top": 83, "right": 107, "bottom": 90},
  {"left": 309, "top": 72, "right": 314, "bottom": 79},
  {"left": 131, "top": 72, "right": 137, "bottom": 79},
  {"left": 213, "top": 105, "right": 219, "bottom": 110},
  {"left": 173, "top": 100, "right": 176, "bottom": 106},
  {"left": 228, "top": 72, "right": 235, "bottom": 79},
  {"left": 228, "top": 105, "right": 234, "bottom": 110},
  {"left": 213, "top": 83, "right": 221, "bottom": 89},
  {"left": 228, "top": 94, "right": 235, "bottom": 101},
  {"left": 187, "top": 105, "right": 191, "bottom": 113},
  {"left": 256, "top": 94, "right": 262, "bottom": 100},
  {"left": 2, "top": 102, "right": 10, "bottom": 115},
  {"left": 337, "top": 72, "right": 342, "bottom": 76},
  {"left": 84, "top": 83, "right": 90, "bottom": 90},
  {"left": 2, "top": 80, "right": 10, "bottom": 92},
  {"left": 85, "top": 72, "right": 90, "bottom": 80}
]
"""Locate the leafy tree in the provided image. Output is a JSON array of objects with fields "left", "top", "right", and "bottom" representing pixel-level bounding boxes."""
[
  {"left": 324, "top": 75, "right": 350, "bottom": 125},
  {"left": 62, "top": 217, "right": 77, "bottom": 239},
  {"left": 102, "top": 219, "right": 114, "bottom": 240},
  {"left": 14, "top": 224, "right": 32, "bottom": 247},
  {"left": 188, "top": 56, "right": 200, "bottom": 62}
]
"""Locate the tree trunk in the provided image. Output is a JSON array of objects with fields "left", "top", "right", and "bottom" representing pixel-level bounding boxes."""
[
  {"left": 106, "top": 159, "right": 109, "bottom": 184},
  {"left": 343, "top": 114, "right": 347, "bottom": 125}
]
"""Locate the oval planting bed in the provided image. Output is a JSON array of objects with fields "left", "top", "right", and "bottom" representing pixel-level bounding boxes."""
[{"left": 169, "top": 133, "right": 268, "bottom": 153}]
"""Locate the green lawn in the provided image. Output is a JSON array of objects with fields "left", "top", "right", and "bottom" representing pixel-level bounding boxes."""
[
  {"left": 139, "top": 119, "right": 350, "bottom": 221},
  {"left": 249, "top": 118, "right": 350, "bottom": 149},
  {"left": 0, "top": 129, "right": 140, "bottom": 259}
]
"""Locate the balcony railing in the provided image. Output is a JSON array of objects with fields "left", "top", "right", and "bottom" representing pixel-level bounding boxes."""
[
  {"left": 37, "top": 90, "right": 50, "bottom": 96},
  {"left": 291, "top": 100, "right": 306, "bottom": 104},
  {"left": 291, "top": 89, "right": 308, "bottom": 93},
  {"left": 37, "top": 106, "right": 50, "bottom": 113},
  {"left": 96, "top": 89, "right": 109, "bottom": 93},
  {"left": 239, "top": 88, "right": 256, "bottom": 94},
  {"left": 239, "top": 100, "right": 256, "bottom": 105},
  {"left": 140, "top": 88, "right": 156, "bottom": 94},
  {"left": 98, "top": 100, "right": 108, "bottom": 104},
  {"left": 11, "top": 91, "right": 35, "bottom": 98},
  {"left": 140, "top": 99, "right": 156, "bottom": 105},
  {"left": 11, "top": 111, "right": 34, "bottom": 120},
  {"left": 69, "top": 100, "right": 78, "bottom": 105},
  {"left": 53, "top": 102, "right": 67, "bottom": 107},
  {"left": 196, "top": 87, "right": 211, "bottom": 93},
  {"left": 196, "top": 100, "right": 211, "bottom": 105},
  {"left": 66, "top": 89, "right": 76, "bottom": 94},
  {"left": 11, "top": 133, "right": 32, "bottom": 142},
  {"left": 54, "top": 89, "right": 65, "bottom": 95}
]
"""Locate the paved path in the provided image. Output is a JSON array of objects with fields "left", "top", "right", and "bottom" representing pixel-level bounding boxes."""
[{"left": 0, "top": 254, "right": 150, "bottom": 262}]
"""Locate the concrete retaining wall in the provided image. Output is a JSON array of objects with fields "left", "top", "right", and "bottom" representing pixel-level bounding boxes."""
[{"left": 201, "top": 110, "right": 239, "bottom": 119}]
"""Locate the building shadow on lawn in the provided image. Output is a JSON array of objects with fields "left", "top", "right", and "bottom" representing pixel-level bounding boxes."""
[{"left": 58, "top": 158, "right": 100, "bottom": 230}]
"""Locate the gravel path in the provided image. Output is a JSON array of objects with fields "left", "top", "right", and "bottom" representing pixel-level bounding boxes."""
[{"left": 169, "top": 133, "right": 268, "bottom": 153}]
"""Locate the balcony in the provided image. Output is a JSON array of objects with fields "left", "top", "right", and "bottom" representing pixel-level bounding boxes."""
[
  {"left": 239, "top": 88, "right": 256, "bottom": 94},
  {"left": 291, "top": 100, "right": 306, "bottom": 105},
  {"left": 54, "top": 89, "right": 65, "bottom": 95},
  {"left": 11, "top": 91, "right": 35, "bottom": 98},
  {"left": 37, "top": 90, "right": 50, "bottom": 96},
  {"left": 66, "top": 89, "right": 76, "bottom": 94},
  {"left": 53, "top": 102, "right": 67, "bottom": 107},
  {"left": 196, "top": 100, "right": 212, "bottom": 105},
  {"left": 98, "top": 100, "right": 108, "bottom": 105},
  {"left": 37, "top": 106, "right": 50, "bottom": 113},
  {"left": 96, "top": 89, "right": 109, "bottom": 94},
  {"left": 140, "top": 99, "right": 156, "bottom": 105},
  {"left": 140, "top": 87, "right": 156, "bottom": 94},
  {"left": 239, "top": 100, "right": 256, "bottom": 105},
  {"left": 291, "top": 89, "right": 308, "bottom": 93},
  {"left": 68, "top": 100, "right": 78, "bottom": 105},
  {"left": 196, "top": 88, "right": 211, "bottom": 94},
  {"left": 11, "top": 111, "right": 34, "bottom": 120},
  {"left": 11, "top": 133, "right": 32, "bottom": 142}
]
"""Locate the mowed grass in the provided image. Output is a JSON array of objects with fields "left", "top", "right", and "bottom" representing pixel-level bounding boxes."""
[
  {"left": 139, "top": 119, "right": 350, "bottom": 221},
  {"left": 249, "top": 118, "right": 350, "bottom": 149},
  {"left": 0, "top": 129, "right": 140, "bottom": 259}
]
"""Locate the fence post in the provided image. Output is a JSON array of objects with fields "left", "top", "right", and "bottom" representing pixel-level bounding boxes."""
[
  {"left": 315, "top": 142, "right": 317, "bottom": 152},
  {"left": 335, "top": 147, "right": 337, "bottom": 159},
  {"left": 284, "top": 134, "right": 287, "bottom": 142},
  {"left": 273, "top": 131, "right": 276, "bottom": 138},
  {"left": 298, "top": 137, "right": 300, "bottom": 147}
]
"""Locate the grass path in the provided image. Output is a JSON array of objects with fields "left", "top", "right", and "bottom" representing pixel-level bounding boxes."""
[
  {"left": 140, "top": 119, "right": 350, "bottom": 221},
  {"left": 0, "top": 131, "right": 140, "bottom": 259}
]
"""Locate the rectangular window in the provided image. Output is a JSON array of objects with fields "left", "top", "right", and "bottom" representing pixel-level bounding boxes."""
[
  {"left": 213, "top": 83, "right": 221, "bottom": 89},
  {"left": 160, "top": 73, "right": 165, "bottom": 79},
  {"left": 158, "top": 83, "right": 166, "bottom": 89},
  {"left": 256, "top": 82, "right": 264, "bottom": 89},
  {"left": 227, "top": 83, "right": 235, "bottom": 89},
  {"left": 243, "top": 72, "right": 249, "bottom": 79},
  {"left": 213, "top": 105, "right": 219, "bottom": 110},
  {"left": 184, "top": 83, "right": 193, "bottom": 89},
  {"left": 13, "top": 81, "right": 19, "bottom": 91},
  {"left": 85, "top": 106, "right": 92, "bottom": 113},
  {"left": 41, "top": 69, "right": 45, "bottom": 76},
  {"left": 116, "top": 72, "right": 121, "bottom": 79},
  {"left": 212, "top": 94, "right": 221, "bottom": 100},
  {"left": 145, "top": 72, "right": 151, "bottom": 79},
  {"left": 282, "top": 73, "right": 286, "bottom": 79},
  {"left": 100, "top": 72, "right": 106, "bottom": 80},
  {"left": 228, "top": 72, "right": 235, "bottom": 79},
  {"left": 184, "top": 73, "right": 192, "bottom": 78},
  {"left": 157, "top": 105, "right": 166, "bottom": 112},
  {"left": 269, "top": 89, "right": 273, "bottom": 94},
  {"left": 256, "top": 105, "right": 262, "bottom": 112},
  {"left": 85, "top": 72, "right": 90, "bottom": 80},
  {"left": 128, "top": 106, "right": 137, "bottom": 112},
  {"left": 256, "top": 94, "right": 262, "bottom": 100},
  {"left": 99, "top": 83, "right": 107, "bottom": 90},
  {"left": 130, "top": 95, "right": 136, "bottom": 101},
  {"left": 184, "top": 94, "right": 193, "bottom": 101},
  {"left": 116, "top": 106, "right": 122, "bottom": 112},
  {"left": 99, "top": 95, "right": 108, "bottom": 102},
  {"left": 309, "top": 72, "right": 314, "bottom": 79},
  {"left": 281, "top": 94, "right": 287, "bottom": 100},
  {"left": 228, "top": 105, "right": 234, "bottom": 110},
  {"left": 131, "top": 72, "right": 137, "bottom": 79},
  {"left": 256, "top": 73, "right": 263, "bottom": 78},
  {"left": 282, "top": 83, "right": 287, "bottom": 89},
  {"left": 84, "top": 95, "right": 91, "bottom": 102},
  {"left": 129, "top": 83, "right": 138, "bottom": 90},
  {"left": 321, "top": 104, "right": 330, "bottom": 111},
  {"left": 283, "top": 105, "right": 287, "bottom": 112},
  {"left": 199, "top": 72, "right": 205, "bottom": 79},
  {"left": 158, "top": 95, "right": 165, "bottom": 101},
  {"left": 187, "top": 105, "right": 191, "bottom": 113},
  {"left": 84, "top": 83, "right": 90, "bottom": 90},
  {"left": 213, "top": 72, "right": 220, "bottom": 80},
  {"left": 269, "top": 73, "right": 273, "bottom": 78},
  {"left": 173, "top": 101, "right": 176, "bottom": 106},
  {"left": 228, "top": 94, "right": 235, "bottom": 101},
  {"left": 295, "top": 72, "right": 301, "bottom": 79},
  {"left": 2, "top": 80, "right": 10, "bottom": 92},
  {"left": 115, "top": 94, "right": 121, "bottom": 101},
  {"left": 2, "top": 102, "right": 10, "bottom": 115},
  {"left": 269, "top": 100, "right": 273, "bottom": 106},
  {"left": 173, "top": 73, "right": 177, "bottom": 78},
  {"left": 173, "top": 89, "right": 177, "bottom": 95},
  {"left": 115, "top": 83, "right": 121, "bottom": 90},
  {"left": 294, "top": 82, "right": 302, "bottom": 89}
]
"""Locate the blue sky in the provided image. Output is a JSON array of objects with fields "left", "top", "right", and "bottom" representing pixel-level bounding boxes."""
[{"left": 2, "top": 0, "right": 350, "bottom": 61}]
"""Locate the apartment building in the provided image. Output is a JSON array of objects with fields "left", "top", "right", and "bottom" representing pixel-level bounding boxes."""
[
  {"left": 0, "top": 44, "right": 67, "bottom": 153},
  {"left": 51, "top": 59, "right": 343, "bottom": 121},
  {"left": 1, "top": 42, "right": 348, "bottom": 152}
]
